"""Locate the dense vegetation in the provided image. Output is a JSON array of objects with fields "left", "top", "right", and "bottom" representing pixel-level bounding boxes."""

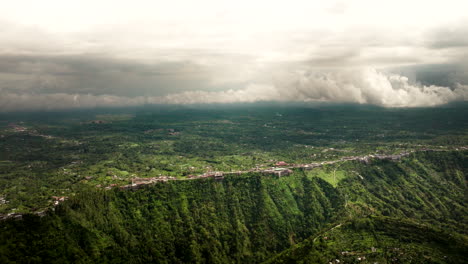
[
  {"left": 0, "top": 150, "right": 466, "bottom": 263},
  {"left": 1, "top": 103, "right": 467, "bottom": 214},
  {"left": 265, "top": 216, "right": 468, "bottom": 264}
]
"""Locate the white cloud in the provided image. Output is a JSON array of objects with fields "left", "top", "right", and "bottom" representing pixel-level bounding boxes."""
[
  {"left": 1, "top": 69, "right": 466, "bottom": 111},
  {"left": 155, "top": 68, "right": 468, "bottom": 107}
]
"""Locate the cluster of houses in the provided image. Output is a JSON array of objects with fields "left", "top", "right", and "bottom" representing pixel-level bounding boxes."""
[
  {"left": 188, "top": 171, "right": 225, "bottom": 180},
  {"left": 261, "top": 168, "right": 293, "bottom": 177},
  {"left": 8, "top": 123, "right": 27, "bottom": 132},
  {"left": 143, "top": 128, "right": 180, "bottom": 136},
  {"left": 89, "top": 120, "right": 108, "bottom": 124},
  {"left": 265, "top": 150, "right": 416, "bottom": 171},
  {"left": 0, "top": 209, "right": 48, "bottom": 221},
  {"left": 7, "top": 122, "right": 56, "bottom": 140},
  {"left": 133, "top": 176, "right": 176, "bottom": 184},
  {"left": 275, "top": 161, "right": 288, "bottom": 166},
  {"left": 0, "top": 195, "right": 59, "bottom": 221},
  {"left": 118, "top": 176, "right": 177, "bottom": 190},
  {"left": 0, "top": 194, "right": 70, "bottom": 221},
  {"left": 351, "top": 152, "right": 412, "bottom": 164},
  {"left": 0, "top": 212, "right": 23, "bottom": 221}
]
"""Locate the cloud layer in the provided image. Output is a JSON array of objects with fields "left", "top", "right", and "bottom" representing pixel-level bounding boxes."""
[
  {"left": 0, "top": 1, "right": 467, "bottom": 110},
  {"left": 107, "top": 68, "right": 468, "bottom": 107},
  {"left": 2, "top": 68, "right": 466, "bottom": 111}
]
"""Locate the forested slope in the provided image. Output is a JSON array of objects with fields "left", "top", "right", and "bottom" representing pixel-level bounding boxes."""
[
  {"left": 267, "top": 151, "right": 468, "bottom": 264},
  {"left": 0, "top": 173, "right": 342, "bottom": 263},
  {"left": 264, "top": 216, "right": 468, "bottom": 264},
  {"left": 0, "top": 151, "right": 466, "bottom": 263}
]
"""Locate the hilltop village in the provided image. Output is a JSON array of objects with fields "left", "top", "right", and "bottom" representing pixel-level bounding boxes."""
[
  {"left": 1, "top": 148, "right": 445, "bottom": 221},
  {"left": 115, "top": 148, "right": 456, "bottom": 190}
]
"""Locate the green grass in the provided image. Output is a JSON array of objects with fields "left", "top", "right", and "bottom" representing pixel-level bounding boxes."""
[{"left": 308, "top": 169, "right": 347, "bottom": 187}]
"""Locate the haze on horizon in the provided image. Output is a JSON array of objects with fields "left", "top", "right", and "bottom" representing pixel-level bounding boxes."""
[{"left": 1, "top": 0, "right": 468, "bottom": 111}]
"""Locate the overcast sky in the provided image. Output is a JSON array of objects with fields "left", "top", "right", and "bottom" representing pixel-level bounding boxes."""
[{"left": 1, "top": 0, "right": 467, "bottom": 110}]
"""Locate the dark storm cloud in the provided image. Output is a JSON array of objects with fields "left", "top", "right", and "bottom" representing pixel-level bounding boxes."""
[
  {"left": 389, "top": 21, "right": 468, "bottom": 89},
  {"left": 0, "top": 54, "right": 214, "bottom": 97}
]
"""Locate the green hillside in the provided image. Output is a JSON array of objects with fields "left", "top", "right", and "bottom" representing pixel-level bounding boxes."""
[
  {"left": 264, "top": 216, "right": 468, "bottom": 264},
  {"left": 0, "top": 150, "right": 466, "bottom": 263}
]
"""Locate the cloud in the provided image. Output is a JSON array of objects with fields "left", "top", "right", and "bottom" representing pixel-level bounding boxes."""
[
  {"left": 0, "top": 92, "right": 146, "bottom": 111},
  {"left": 426, "top": 24, "right": 468, "bottom": 50},
  {"left": 0, "top": 54, "right": 218, "bottom": 97},
  {"left": 0, "top": 1, "right": 467, "bottom": 111},
  {"left": 2, "top": 68, "right": 466, "bottom": 111},
  {"left": 155, "top": 68, "right": 468, "bottom": 107}
]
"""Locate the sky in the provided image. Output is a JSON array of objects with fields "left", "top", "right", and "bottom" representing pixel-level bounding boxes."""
[{"left": 0, "top": 0, "right": 467, "bottom": 111}]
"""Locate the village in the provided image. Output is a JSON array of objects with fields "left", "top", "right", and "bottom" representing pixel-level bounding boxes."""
[
  {"left": 114, "top": 148, "right": 450, "bottom": 190},
  {"left": 1, "top": 147, "right": 465, "bottom": 221}
]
